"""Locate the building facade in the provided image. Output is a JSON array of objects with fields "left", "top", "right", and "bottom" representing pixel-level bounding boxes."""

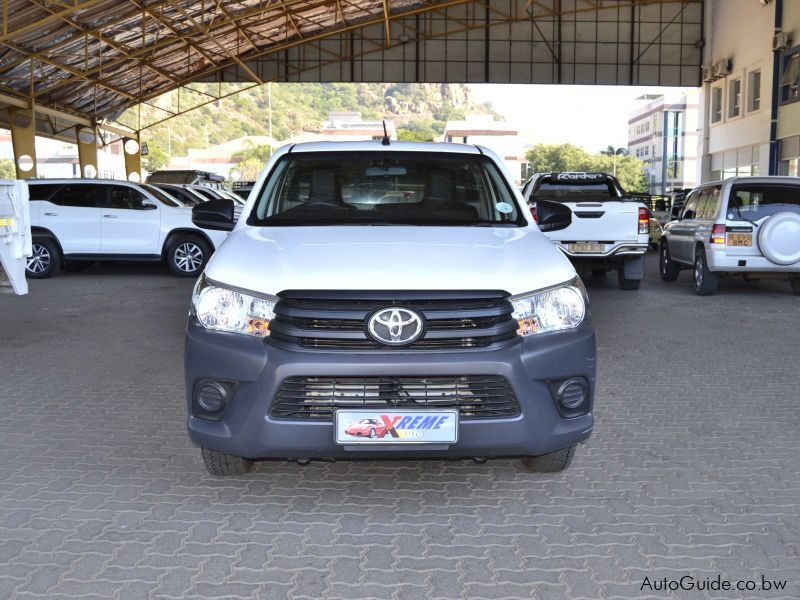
[
  {"left": 439, "top": 115, "right": 525, "bottom": 184},
  {"left": 700, "top": 0, "right": 800, "bottom": 181},
  {"left": 628, "top": 91, "right": 700, "bottom": 195}
]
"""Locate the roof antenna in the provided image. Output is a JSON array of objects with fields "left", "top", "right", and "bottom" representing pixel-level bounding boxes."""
[{"left": 381, "top": 120, "right": 391, "bottom": 146}]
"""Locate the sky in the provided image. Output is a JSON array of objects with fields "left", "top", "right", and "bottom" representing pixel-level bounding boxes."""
[{"left": 470, "top": 84, "right": 693, "bottom": 153}]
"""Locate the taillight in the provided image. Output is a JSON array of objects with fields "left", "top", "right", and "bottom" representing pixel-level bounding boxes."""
[
  {"left": 638, "top": 208, "right": 649, "bottom": 234},
  {"left": 530, "top": 206, "right": 538, "bottom": 223},
  {"left": 710, "top": 224, "right": 726, "bottom": 244}
]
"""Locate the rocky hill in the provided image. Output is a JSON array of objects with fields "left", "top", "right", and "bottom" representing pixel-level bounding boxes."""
[{"left": 119, "top": 82, "right": 495, "bottom": 165}]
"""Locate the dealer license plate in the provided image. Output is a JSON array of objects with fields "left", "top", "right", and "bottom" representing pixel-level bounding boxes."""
[
  {"left": 727, "top": 232, "right": 752, "bottom": 247},
  {"left": 334, "top": 409, "right": 458, "bottom": 445},
  {"left": 567, "top": 242, "right": 604, "bottom": 253}
]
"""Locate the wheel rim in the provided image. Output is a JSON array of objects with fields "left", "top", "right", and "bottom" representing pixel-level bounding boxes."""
[
  {"left": 174, "top": 242, "right": 203, "bottom": 273},
  {"left": 694, "top": 257, "right": 703, "bottom": 288},
  {"left": 26, "top": 243, "right": 51, "bottom": 273},
  {"left": 370, "top": 429, "right": 376, "bottom": 438},
  {"left": 660, "top": 246, "right": 668, "bottom": 274}
]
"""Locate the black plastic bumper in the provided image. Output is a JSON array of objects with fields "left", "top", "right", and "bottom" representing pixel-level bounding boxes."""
[{"left": 185, "top": 320, "right": 596, "bottom": 460}]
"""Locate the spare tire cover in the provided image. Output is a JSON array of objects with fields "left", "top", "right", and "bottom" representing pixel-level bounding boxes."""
[{"left": 758, "top": 211, "right": 800, "bottom": 266}]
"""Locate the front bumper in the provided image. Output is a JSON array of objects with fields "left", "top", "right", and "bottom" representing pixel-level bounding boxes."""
[{"left": 185, "top": 320, "right": 596, "bottom": 460}]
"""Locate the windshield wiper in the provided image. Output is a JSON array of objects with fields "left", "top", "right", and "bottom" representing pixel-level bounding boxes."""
[{"left": 730, "top": 196, "right": 759, "bottom": 228}]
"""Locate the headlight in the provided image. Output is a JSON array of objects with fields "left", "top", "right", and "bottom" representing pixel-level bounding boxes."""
[
  {"left": 511, "top": 277, "right": 587, "bottom": 336},
  {"left": 192, "top": 276, "right": 276, "bottom": 337}
]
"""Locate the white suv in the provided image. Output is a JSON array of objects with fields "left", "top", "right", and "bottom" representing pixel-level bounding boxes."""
[
  {"left": 26, "top": 179, "right": 229, "bottom": 278},
  {"left": 184, "top": 141, "right": 596, "bottom": 476},
  {"left": 660, "top": 177, "right": 800, "bottom": 295}
]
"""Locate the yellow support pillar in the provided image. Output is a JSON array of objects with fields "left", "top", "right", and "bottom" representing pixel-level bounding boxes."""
[
  {"left": 8, "top": 108, "right": 37, "bottom": 179},
  {"left": 123, "top": 136, "right": 142, "bottom": 182},
  {"left": 75, "top": 125, "right": 99, "bottom": 178}
]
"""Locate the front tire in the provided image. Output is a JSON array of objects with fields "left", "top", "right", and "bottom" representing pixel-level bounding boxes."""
[
  {"left": 369, "top": 428, "right": 377, "bottom": 439},
  {"left": 167, "top": 236, "right": 211, "bottom": 277},
  {"left": 201, "top": 447, "right": 253, "bottom": 476},
  {"left": 692, "top": 247, "right": 719, "bottom": 296},
  {"left": 659, "top": 241, "right": 680, "bottom": 281},
  {"left": 521, "top": 445, "right": 576, "bottom": 473},
  {"left": 26, "top": 237, "right": 60, "bottom": 279}
]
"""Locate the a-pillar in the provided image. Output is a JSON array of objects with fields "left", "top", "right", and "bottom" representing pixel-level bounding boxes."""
[
  {"left": 76, "top": 125, "right": 99, "bottom": 178},
  {"left": 123, "top": 135, "right": 142, "bottom": 182},
  {"left": 8, "top": 108, "right": 37, "bottom": 179}
]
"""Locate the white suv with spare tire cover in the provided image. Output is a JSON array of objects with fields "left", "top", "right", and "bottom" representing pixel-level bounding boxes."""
[
  {"left": 660, "top": 177, "right": 800, "bottom": 296},
  {"left": 25, "top": 179, "right": 229, "bottom": 278}
]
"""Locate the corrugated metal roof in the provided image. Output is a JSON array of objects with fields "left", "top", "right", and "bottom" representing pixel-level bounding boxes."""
[{"left": 0, "top": 0, "right": 431, "bottom": 136}]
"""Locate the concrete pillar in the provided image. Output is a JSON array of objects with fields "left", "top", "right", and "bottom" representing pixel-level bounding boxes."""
[
  {"left": 8, "top": 108, "right": 37, "bottom": 179},
  {"left": 75, "top": 125, "right": 99, "bottom": 178},
  {"left": 123, "top": 136, "right": 142, "bottom": 182}
]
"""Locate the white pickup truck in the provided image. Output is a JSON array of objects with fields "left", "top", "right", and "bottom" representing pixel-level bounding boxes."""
[{"left": 522, "top": 172, "right": 649, "bottom": 290}]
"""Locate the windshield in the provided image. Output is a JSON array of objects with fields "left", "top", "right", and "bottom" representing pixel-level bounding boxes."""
[
  {"left": 249, "top": 152, "right": 524, "bottom": 226},
  {"left": 143, "top": 184, "right": 185, "bottom": 207},
  {"left": 189, "top": 187, "right": 219, "bottom": 201},
  {"left": 218, "top": 189, "right": 247, "bottom": 205},
  {"left": 534, "top": 179, "right": 620, "bottom": 201},
  {"left": 729, "top": 184, "right": 800, "bottom": 221}
]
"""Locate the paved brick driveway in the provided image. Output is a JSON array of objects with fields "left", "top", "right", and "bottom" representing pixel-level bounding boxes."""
[{"left": 1, "top": 256, "right": 799, "bottom": 599}]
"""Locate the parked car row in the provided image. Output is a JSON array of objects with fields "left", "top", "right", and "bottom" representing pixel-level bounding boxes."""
[
  {"left": 25, "top": 179, "right": 233, "bottom": 278},
  {"left": 522, "top": 172, "right": 800, "bottom": 297}
]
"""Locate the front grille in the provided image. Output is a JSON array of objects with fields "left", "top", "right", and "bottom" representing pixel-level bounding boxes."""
[
  {"left": 271, "top": 376, "right": 520, "bottom": 420},
  {"left": 269, "top": 291, "right": 518, "bottom": 351}
]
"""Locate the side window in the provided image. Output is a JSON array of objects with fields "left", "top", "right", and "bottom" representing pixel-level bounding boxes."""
[
  {"left": 704, "top": 186, "right": 722, "bottom": 218},
  {"left": 27, "top": 184, "right": 62, "bottom": 202},
  {"left": 695, "top": 189, "right": 710, "bottom": 219},
  {"left": 107, "top": 186, "right": 149, "bottom": 210},
  {"left": 50, "top": 184, "right": 98, "bottom": 208},
  {"left": 682, "top": 191, "right": 700, "bottom": 219}
]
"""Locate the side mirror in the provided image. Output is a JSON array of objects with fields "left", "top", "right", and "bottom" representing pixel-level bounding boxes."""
[
  {"left": 192, "top": 199, "right": 235, "bottom": 231},
  {"left": 535, "top": 199, "right": 572, "bottom": 232},
  {"left": 140, "top": 201, "right": 158, "bottom": 210}
]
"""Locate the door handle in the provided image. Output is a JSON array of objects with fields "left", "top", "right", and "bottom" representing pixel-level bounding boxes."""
[
  {"left": 103, "top": 214, "right": 119, "bottom": 219},
  {"left": 44, "top": 212, "right": 58, "bottom": 216}
]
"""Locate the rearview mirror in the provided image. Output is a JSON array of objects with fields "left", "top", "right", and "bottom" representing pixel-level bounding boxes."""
[
  {"left": 535, "top": 200, "right": 572, "bottom": 232},
  {"left": 192, "top": 199, "right": 235, "bottom": 231}
]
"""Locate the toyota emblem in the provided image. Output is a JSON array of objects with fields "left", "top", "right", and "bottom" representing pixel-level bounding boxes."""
[{"left": 367, "top": 307, "right": 424, "bottom": 346}]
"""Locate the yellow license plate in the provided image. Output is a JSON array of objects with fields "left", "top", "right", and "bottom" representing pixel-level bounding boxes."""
[
  {"left": 568, "top": 242, "right": 604, "bottom": 253},
  {"left": 727, "top": 233, "right": 752, "bottom": 247}
]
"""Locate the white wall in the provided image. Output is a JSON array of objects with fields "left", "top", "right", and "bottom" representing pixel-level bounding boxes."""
[
  {"left": 777, "top": 0, "right": 800, "bottom": 141},
  {"left": 700, "top": 0, "right": 777, "bottom": 181}
]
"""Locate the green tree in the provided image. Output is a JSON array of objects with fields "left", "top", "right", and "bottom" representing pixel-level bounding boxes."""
[
  {"left": 232, "top": 143, "right": 273, "bottom": 164},
  {"left": 231, "top": 143, "right": 273, "bottom": 181},
  {"left": 397, "top": 119, "right": 439, "bottom": 142},
  {"left": 142, "top": 145, "right": 169, "bottom": 172},
  {"left": 0, "top": 159, "right": 16, "bottom": 179},
  {"left": 525, "top": 143, "right": 648, "bottom": 193}
]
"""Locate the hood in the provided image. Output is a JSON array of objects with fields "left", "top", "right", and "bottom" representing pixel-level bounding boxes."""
[{"left": 204, "top": 225, "right": 576, "bottom": 296}]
